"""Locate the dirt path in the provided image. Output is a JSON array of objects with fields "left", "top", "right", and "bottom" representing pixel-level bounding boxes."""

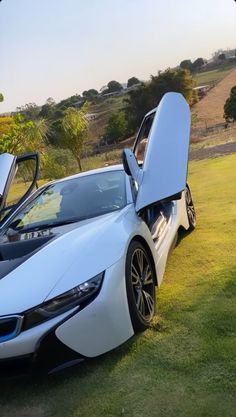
[
  {"left": 192, "top": 69, "right": 236, "bottom": 129},
  {"left": 190, "top": 141, "right": 236, "bottom": 161}
]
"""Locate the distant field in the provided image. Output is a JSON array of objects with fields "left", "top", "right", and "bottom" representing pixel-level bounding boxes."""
[
  {"left": 0, "top": 153, "right": 235, "bottom": 417},
  {"left": 87, "top": 65, "right": 236, "bottom": 149},
  {"left": 194, "top": 64, "right": 236, "bottom": 87},
  {"left": 191, "top": 123, "right": 236, "bottom": 148},
  {"left": 192, "top": 68, "right": 236, "bottom": 129}
]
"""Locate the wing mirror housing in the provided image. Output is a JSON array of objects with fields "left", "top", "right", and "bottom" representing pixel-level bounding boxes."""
[{"left": 122, "top": 149, "right": 143, "bottom": 186}]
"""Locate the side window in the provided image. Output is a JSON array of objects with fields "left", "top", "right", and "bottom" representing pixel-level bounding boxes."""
[
  {"left": 134, "top": 113, "right": 155, "bottom": 163},
  {"left": 5, "top": 159, "right": 38, "bottom": 208}
]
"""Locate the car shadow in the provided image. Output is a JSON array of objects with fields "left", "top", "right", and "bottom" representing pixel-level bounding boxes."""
[{"left": 176, "top": 227, "right": 192, "bottom": 247}]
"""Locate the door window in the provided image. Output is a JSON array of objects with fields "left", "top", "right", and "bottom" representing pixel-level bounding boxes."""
[
  {"left": 134, "top": 112, "right": 155, "bottom": 163},
  {"left": 5, "top": 159, "right": 38, "bottom": 207}
]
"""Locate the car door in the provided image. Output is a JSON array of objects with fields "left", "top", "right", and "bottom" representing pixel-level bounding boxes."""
[
  {"left": 123, "top": 92, "right": 191, "bottom": 212},
  {"left": 0, "top": 152, "right": 40, "bottom": 224}
]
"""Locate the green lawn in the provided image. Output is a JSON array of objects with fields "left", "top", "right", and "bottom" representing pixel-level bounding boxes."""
[
  {"left": 0, "top": 154, "right": 235, "bottom": 417},
  {"left": 194, "top": 64, "right": 236, "bottom": 87}
]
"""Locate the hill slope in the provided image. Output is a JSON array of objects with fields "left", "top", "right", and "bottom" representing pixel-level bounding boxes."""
[{"left": 193, "top": 68, "right": 236, "bottom": 129}]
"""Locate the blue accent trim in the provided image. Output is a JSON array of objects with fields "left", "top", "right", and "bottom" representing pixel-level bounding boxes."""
[
  {"left": 0, "top": 331, "right": 18, "bottom": 343},
  {"left": 0, "top": 315, "right": 23, "bottom": 343}
]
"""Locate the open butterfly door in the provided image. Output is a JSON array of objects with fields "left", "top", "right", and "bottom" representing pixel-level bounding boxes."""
[
  {"left": 123, "top": 92, "right": 191, "bottom": 211},
  {"left": 0, "top": 152, "right": 39, "bottom": 223}
]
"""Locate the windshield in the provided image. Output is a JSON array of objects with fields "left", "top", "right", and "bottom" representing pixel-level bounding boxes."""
[{"left": 5, "top": 170, "right": 126, "bottom": 232}]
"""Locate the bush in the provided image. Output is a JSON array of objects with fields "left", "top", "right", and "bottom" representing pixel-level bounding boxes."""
[
  {"left": 103, "top": 112, "right": 128, "bottom": 144},
  {"left": 41, "top": 148, "right": 78, "bottom": 180}
]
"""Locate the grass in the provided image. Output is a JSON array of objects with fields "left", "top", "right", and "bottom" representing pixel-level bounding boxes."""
[
  {"left": 0, "top": 153, "right": 236, "bottom": 417},
  {"left": 194, "top": 64, "right": 236, "bottom": 87}
]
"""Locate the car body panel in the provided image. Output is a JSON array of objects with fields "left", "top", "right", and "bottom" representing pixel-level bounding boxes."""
[
  {"left": 0, "top": 308, "right": 77, "bottom": 359},
  {"left": 0, "top": 153, "right": 16, "bottom": 210},
  {"left": 0, "top": 208, "right": 134, "bottom": 315},
  {"left": 56, "top": 257, "right": 134, "bottom": 357},
  {"left": 133, "top": 93, "right": 191, "bottom": 211}
]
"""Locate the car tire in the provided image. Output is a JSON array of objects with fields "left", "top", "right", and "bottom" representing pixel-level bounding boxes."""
[
  {"left": 126, "top": 240, "right": 156, "bottom": 333},
  {"left": 185, "top": 184, "right": 197, "bottom": 231}
]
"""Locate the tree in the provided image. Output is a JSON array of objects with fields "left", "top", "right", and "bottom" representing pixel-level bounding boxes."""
[
  {"left": 0, "top": 116, "right": 14, "bottom": 136},
  {"left": 16, "top": 102, "right": 41, "bottom": 120},
  {"left": 104, "top": 112, "right": 128, "bottom": 144},
  {"left": 39, "top": 97, "right": 56, "bottom": 119},
  {"left": 125, "top": 68, "right": 196, "bottom": 131},
  {"left": 82, "top": 89, "right": 98, "bottom": 101},
  {"left": 0, "top": 93, "right": 3, "bottom": 102},
  {"left": 127, "top": 77, "right": 140, "bottom": 88},
  {"left": 218, "top": 53, "right": 226, "bottom": 61},
  {"left": 0, "top": 114, "right": 48, "bottom": 154},
  {"left": 107, "top": 80, "right": 123, "bottom": 93},
  {"left": 61, "top": 107, "right": 88, "bottom": 171},
  {"left": 180, "top": 59, "right": 193, "bottom": 72},
  {"left": 192, "top": 58, "right": 205, "bottom": 72},
  {"left": 224, "top": 86, "right": 236, "bottom": 122}
]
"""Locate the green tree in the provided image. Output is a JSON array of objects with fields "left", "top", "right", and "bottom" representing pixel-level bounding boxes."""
[
  {"left": 192, "top": 57, "right": 205, "bottom": 72},
  {"left": 104, "top": 112, "right": 128, "bottom": 144},
  {"left": 107, "top": 80, "right": 123, "bottom": 93},
  {"left": 0, "top": 93, "right": 3, "bottom": 102},
  {"left": 61, "top": 107, "right": 88, "bottom": 171},
  {"left": 125, "top": 68, "right": 196, "bottom": 131},
  {"left": 16, "top": 102, "right": 41, "bottom": 120},
  {"left": 0, "top": 114, "right": 48, "bottom": 154},
  {"left": 41, "top": 147, "right": 77, "bottom": 180},
  {"left": 224, "top": 86, "right": 236, "bottom": 122},
  {"left": 39, "top": 97, "right": 56, "bottom": 119},
  {"left": 82, "top": 89, "right": 98, "bottom": 101},
  {"left": 180, "top": 59, "right": 193, "bottom": 72},
  {"left": 218, "top": 53, "right": 226, "bottom": 61},
  {"left": 127, "top": 77, "right": 140, "bottom": 88}
]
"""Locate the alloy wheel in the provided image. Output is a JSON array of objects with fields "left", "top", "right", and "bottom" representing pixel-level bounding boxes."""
[{"left": 130, "top": 248, "right": 155, "bottom": 321}]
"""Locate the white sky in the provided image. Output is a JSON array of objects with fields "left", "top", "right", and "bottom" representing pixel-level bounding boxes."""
[{"left": 1, "top": 0, "right": 236, "bottom": 112}]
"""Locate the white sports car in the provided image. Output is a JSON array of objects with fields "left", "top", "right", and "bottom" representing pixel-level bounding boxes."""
[{"left": 0, "top": 93, "right": 196, "bottom": 375}]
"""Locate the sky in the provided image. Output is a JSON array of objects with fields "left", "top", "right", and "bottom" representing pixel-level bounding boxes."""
[{"left": 0, "top": 0, "right": 236, "bottom": 113}]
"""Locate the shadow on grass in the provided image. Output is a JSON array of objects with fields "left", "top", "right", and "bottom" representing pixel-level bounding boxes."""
[
  {"left": 175, "top": 227, "right": 193, "bottom": 247},
  {"left": 0, "top": 334, "right": 140, "bottom": 400}
]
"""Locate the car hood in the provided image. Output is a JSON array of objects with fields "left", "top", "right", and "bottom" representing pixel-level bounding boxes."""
[{"left": 0, "top": 206, "right": 134, "bottom": 315}]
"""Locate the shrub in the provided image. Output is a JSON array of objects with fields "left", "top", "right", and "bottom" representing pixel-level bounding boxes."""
[
  {"left": 41, "top": 147, "right": 78, "bottom": 180},
  {"left": 103, "top": 112, "right": 128, "bottom": 144}
]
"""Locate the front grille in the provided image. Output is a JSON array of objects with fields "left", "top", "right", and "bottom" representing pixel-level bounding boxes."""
[{"left": 0, "top": 315, "right": 23, "bottom": 342}]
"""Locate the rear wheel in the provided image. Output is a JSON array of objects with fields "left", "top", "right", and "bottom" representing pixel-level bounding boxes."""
[
  {"left": 126, "top": 241, "right": 156, "bottom": 333},
  {"left": 185, "top": 185, "right": 196, "bottom": 230}
]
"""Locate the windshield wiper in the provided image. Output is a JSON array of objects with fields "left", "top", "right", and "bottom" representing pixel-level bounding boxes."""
[{"left": 14, "top": 218, "right": 83, "bottom": 233}]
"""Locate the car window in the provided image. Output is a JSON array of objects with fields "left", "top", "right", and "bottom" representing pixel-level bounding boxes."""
[
  {"left": 134, "top": 113, "right": 155, "bottom": 163},
  {"left": 5, "top": 158, "right": 38, "bottom": 207},
  {"left": 6, "top": 170, "right": 126, "bottom": 232}
]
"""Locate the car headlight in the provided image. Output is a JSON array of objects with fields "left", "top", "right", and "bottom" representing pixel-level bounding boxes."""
[{"left": 23, "top": 272, "right": 104, "bottom": 331}]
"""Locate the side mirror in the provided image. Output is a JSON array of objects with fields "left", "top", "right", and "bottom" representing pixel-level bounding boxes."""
[{"left": 122, "top": 149, "right": 143, "bottom": 185}]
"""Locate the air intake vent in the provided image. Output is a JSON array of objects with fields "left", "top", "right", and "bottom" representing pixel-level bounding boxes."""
[{"left": 0, "top": 315, "right": 23, "bottom": 342}]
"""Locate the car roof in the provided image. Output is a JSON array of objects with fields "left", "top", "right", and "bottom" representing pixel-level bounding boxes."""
[{"left": 52, "top": 164, "right": 125, "bottom": 185}]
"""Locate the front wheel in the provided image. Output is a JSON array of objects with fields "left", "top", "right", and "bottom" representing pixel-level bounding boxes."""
[
  {"left": 126, "top": 241, "right": 156, "bottom": 333},
  {"left": 185, "top": 185, "right": 197, "bottom": 231}
]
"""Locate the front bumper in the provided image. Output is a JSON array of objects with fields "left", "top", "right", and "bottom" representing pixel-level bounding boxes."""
[{"left": 0, "top": 258, "right": 134, "bottom": 375}]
